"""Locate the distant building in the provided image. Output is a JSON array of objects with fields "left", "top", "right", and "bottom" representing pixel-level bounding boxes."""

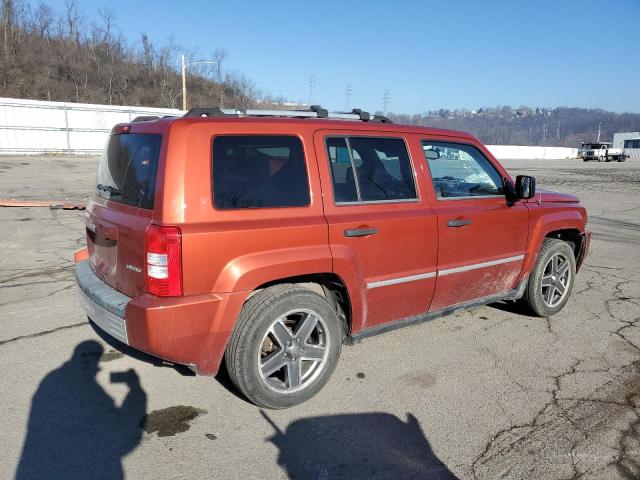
[{"left": 613, "top": 132, "right": 640, "bottom": 159}]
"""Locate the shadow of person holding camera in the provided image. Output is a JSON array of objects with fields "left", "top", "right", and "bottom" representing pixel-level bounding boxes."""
[{"left": 16, "top": 340, "right": 147, "bottom": 480}]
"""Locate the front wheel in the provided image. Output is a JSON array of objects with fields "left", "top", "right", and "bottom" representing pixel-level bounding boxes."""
[
  {"left": 522, "top": 238, "right": 576, "bottom": 317},
  {"left": 225, "top": 284, "right": 342, "bottom": 409}
]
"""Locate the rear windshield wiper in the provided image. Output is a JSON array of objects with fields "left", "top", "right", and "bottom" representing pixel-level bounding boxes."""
[{"left": 96, "top": 183, "right": 123, "bottom": 196}]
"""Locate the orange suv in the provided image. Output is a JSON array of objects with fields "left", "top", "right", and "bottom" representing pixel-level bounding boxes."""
[{"left": 75, "top": 106, "right": 590, "bottom": 408}]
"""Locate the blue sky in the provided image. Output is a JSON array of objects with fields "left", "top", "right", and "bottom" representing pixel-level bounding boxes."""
[{"left": 46, "top": 0, "right": 639, "bottom": 113}]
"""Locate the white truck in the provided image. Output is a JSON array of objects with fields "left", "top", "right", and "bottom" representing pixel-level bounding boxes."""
[{"left": 579, "top": 142, "right": 627, "bottom": 162}]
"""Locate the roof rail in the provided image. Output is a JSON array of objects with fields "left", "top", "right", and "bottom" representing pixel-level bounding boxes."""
[{"left": 182, "top": 105, "right": 393, "bottom": 123}]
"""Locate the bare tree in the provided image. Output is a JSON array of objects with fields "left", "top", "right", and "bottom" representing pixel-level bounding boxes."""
[
  {"left": 213, "top": 47, "right": 226, "bottom": 83},
  {"left": 2, "top": 0, "right": 15, "bottom": 62}
]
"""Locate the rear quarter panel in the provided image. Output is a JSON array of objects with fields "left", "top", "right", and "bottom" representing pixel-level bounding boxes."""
[{"left": 159, "top": 120, "right": 332, "bottom": 297}]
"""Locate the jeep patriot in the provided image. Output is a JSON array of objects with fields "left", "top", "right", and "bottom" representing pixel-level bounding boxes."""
[{"left": 75, "top": 106, "right": 590, "bottom": 408}]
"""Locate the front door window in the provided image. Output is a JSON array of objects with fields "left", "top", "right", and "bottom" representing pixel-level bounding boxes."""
[{"left": 421, "top": 141, "right": 504, "bottom": 199}]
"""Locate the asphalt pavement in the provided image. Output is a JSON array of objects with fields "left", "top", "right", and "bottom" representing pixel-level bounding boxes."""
[{"left": 1, "top": 155, "right": 639, "bottom": 479}]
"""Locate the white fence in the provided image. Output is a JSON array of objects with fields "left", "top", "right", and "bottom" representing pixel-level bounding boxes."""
[
  {"left": 486, "top": 145, "right": 578, "bottom": 160},
  {"left": 1, "top": 97, "right": 579, "bottom": 159},
  {"left": 0, "top": 97, "right": 182, "bottom": 154}
]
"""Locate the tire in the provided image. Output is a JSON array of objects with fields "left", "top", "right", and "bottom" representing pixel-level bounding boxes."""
[
  {"left": 522, "top": 238, "right": 576, "bottom": 317},
  {"left": 225, "top": 284, "right": 342, "bottom": 409}
]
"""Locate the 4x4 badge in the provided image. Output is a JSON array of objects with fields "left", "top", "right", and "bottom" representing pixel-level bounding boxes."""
[{"left": 126, "top": 264, "right": 142, "bottom": 273}]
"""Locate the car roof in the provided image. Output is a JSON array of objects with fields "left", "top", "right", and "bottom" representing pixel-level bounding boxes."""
[{"left": 126, "top": 115, "right": 479, "bottom": 142}]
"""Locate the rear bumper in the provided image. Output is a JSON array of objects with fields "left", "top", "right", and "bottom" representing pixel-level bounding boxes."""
[
  {"left": 75, "top": 260, "right": 244, "bottom": 375},
  {"left": 76, "top": 260, "right": 130, "bottom": 344}
]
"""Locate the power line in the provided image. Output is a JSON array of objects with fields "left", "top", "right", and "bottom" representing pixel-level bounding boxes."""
[
  {"left": 383, "top": 89, "right": 390, "bottom": 116},
  {"left": 345, "top": 83, "right": 352, "bottom": 111},
  {"left": 309, "top": 75, "right": 316, "bottom": 106}
]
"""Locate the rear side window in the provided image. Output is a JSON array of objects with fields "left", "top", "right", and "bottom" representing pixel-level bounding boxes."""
[
  {"left": 96, "top": 133, "right": 162, "bottom": 210},
  {"left": 326, "top": 136, "right": 417, "bottom": 203},
  {"left": 213, "top": 135, "right": 310, "bottom": 209}
]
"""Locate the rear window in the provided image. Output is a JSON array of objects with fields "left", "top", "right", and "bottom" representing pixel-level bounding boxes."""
[
  {"left": 212, "top": 135, "right": 310, "bottom": 209},
  {"left": 96, "top": 133, "right": 162, "bottom": 210},
  {"left": 326, "top": 136, "right": 417, "bottom": 203}
]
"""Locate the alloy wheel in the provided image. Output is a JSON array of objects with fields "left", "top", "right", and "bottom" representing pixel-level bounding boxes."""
[
  {"left": 258, "top": 309, "right": 329, "bottom": 393},
  {"left": 541, "top": 253, "right": 571, "bottom": 308}
]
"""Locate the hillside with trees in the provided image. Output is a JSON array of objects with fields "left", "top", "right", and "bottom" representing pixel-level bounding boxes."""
[
  {"left": 0, "top": 0, "right": 281, "bottom": 109},
  {"left": 390, "top": 107, "right": 640, "bottom": 147},
  {"left": 2, "top": 0, "right": 639, "bottom": 147}
]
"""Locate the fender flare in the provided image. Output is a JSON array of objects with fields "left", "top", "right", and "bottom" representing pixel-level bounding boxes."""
[
  {"left": 521, "top": 210, "right": 586, "bottom": 277},
  {"left": 213, "top": 245, "right": 333, "bottom": 293}
]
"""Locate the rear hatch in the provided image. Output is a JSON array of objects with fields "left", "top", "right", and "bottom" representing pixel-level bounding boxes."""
[{"left": 86, "top": 130, "right": 162, "bottom": 298}]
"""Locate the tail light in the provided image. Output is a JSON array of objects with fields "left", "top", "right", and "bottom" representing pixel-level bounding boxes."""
[{"left": 145, "top": 225, "right": 183, "bottom": 296}]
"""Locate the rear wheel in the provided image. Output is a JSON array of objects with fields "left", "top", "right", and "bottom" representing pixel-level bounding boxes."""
[
  {"left": 522, "top": 238, "right": 576, "bottom": 317},
  {"left": 225, "top": 284, "right": 342, "bottom": 409}
]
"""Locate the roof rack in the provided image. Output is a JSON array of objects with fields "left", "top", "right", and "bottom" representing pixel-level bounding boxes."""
[{"left": 183, "top": 105, "right": 392, "bottom": 124}]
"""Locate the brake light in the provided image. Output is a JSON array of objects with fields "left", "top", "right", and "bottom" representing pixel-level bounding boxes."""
[
  {"left": 145, "top": 225, "right": 182, "bottom": 296},
  {"left": 112, "top": 124, "right": 131, "bottom": 134}
]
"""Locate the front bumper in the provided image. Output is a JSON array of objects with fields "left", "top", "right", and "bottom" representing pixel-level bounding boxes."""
[{"left": 75, "top": 260, "right": 244, "bottom": 375}]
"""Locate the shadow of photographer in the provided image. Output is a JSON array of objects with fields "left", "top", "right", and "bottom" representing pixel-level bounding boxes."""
[
  {"left": 263, "top": 410, "right": 459, "bottom": 479},
  {"left": 16, "top": 340, "right": 147, "bottom": 480}
]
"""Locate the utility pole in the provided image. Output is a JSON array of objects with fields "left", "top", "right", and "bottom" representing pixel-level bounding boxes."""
[
  {"left": 529, "top": 126, "right": 532, "bottom": 145},
  {"left": 345, "top": 83, "right": 352, "bottom": 111},
  {"left": 181, "top": 55, "right": 218, "bottom": 111},
  {"left": 181, "top": 54, "right": 187, "bottom": 111},
  {"left": 597, "top": 122, "right": 602, "bottom": 142},
  {"left": 309, "top": 75, "right": 316, "bottom": 106},
  {"left": 383, "top": 90, "right": 390, "bottom": 116},
  {"left": 543, "top": 123, "right": 547, "bottom": 146},
  {"left": 556, "top": 121, "right": 560, "bottom": 142}
]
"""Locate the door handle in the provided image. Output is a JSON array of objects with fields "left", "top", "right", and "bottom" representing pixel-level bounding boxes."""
[
  {"left": 344, "top": 227, "right": 378, "bottom": 237},
  {"left": 447, "top": 218, "right": 472, "bottom": 227}
]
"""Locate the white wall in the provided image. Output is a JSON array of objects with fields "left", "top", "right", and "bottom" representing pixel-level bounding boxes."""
[
  {"left": 0, "top": 97, "right": 182, "bottom": 154},
  {"left": 1, "top": 97, "right": 580, "bottom": 159},
  {"left": 486, "top": 145, "right": 578, "bottom": 160}
]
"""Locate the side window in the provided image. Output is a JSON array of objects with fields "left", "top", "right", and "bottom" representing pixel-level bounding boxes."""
[
  {"left": 421, "top": 141, "right": 504, "bottom": 199},
  {"left": 326, "top": 136, "right": 417, "bottom": 203},
  {"left": 212, "top": 135, "right": 310, "bottom": 209}
]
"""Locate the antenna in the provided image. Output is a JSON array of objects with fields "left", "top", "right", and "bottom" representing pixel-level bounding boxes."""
[
  {"left": 383, "top": 90, "right": 391, "bottom": 116},
  {"left": 260, "top": 410, "right": 284, "bottom": 436},
  {"left": 345, "top": 83, "right": 352, "bottom": 111}
]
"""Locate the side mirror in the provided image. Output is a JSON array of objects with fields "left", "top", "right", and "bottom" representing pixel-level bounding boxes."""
[
  {"left": 423, "top": 148, "right": 440, "bottom": 160},
  {"left": 515, "top": 175, "right": 536, "bottom": 199}
]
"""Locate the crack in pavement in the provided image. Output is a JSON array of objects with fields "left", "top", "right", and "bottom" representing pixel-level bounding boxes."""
[
  {"left": 0, "top": 321, "right": 87, "bottom": 347},
  {"left": 468, "top": 261, "right": 640, "bottom": 479}
]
